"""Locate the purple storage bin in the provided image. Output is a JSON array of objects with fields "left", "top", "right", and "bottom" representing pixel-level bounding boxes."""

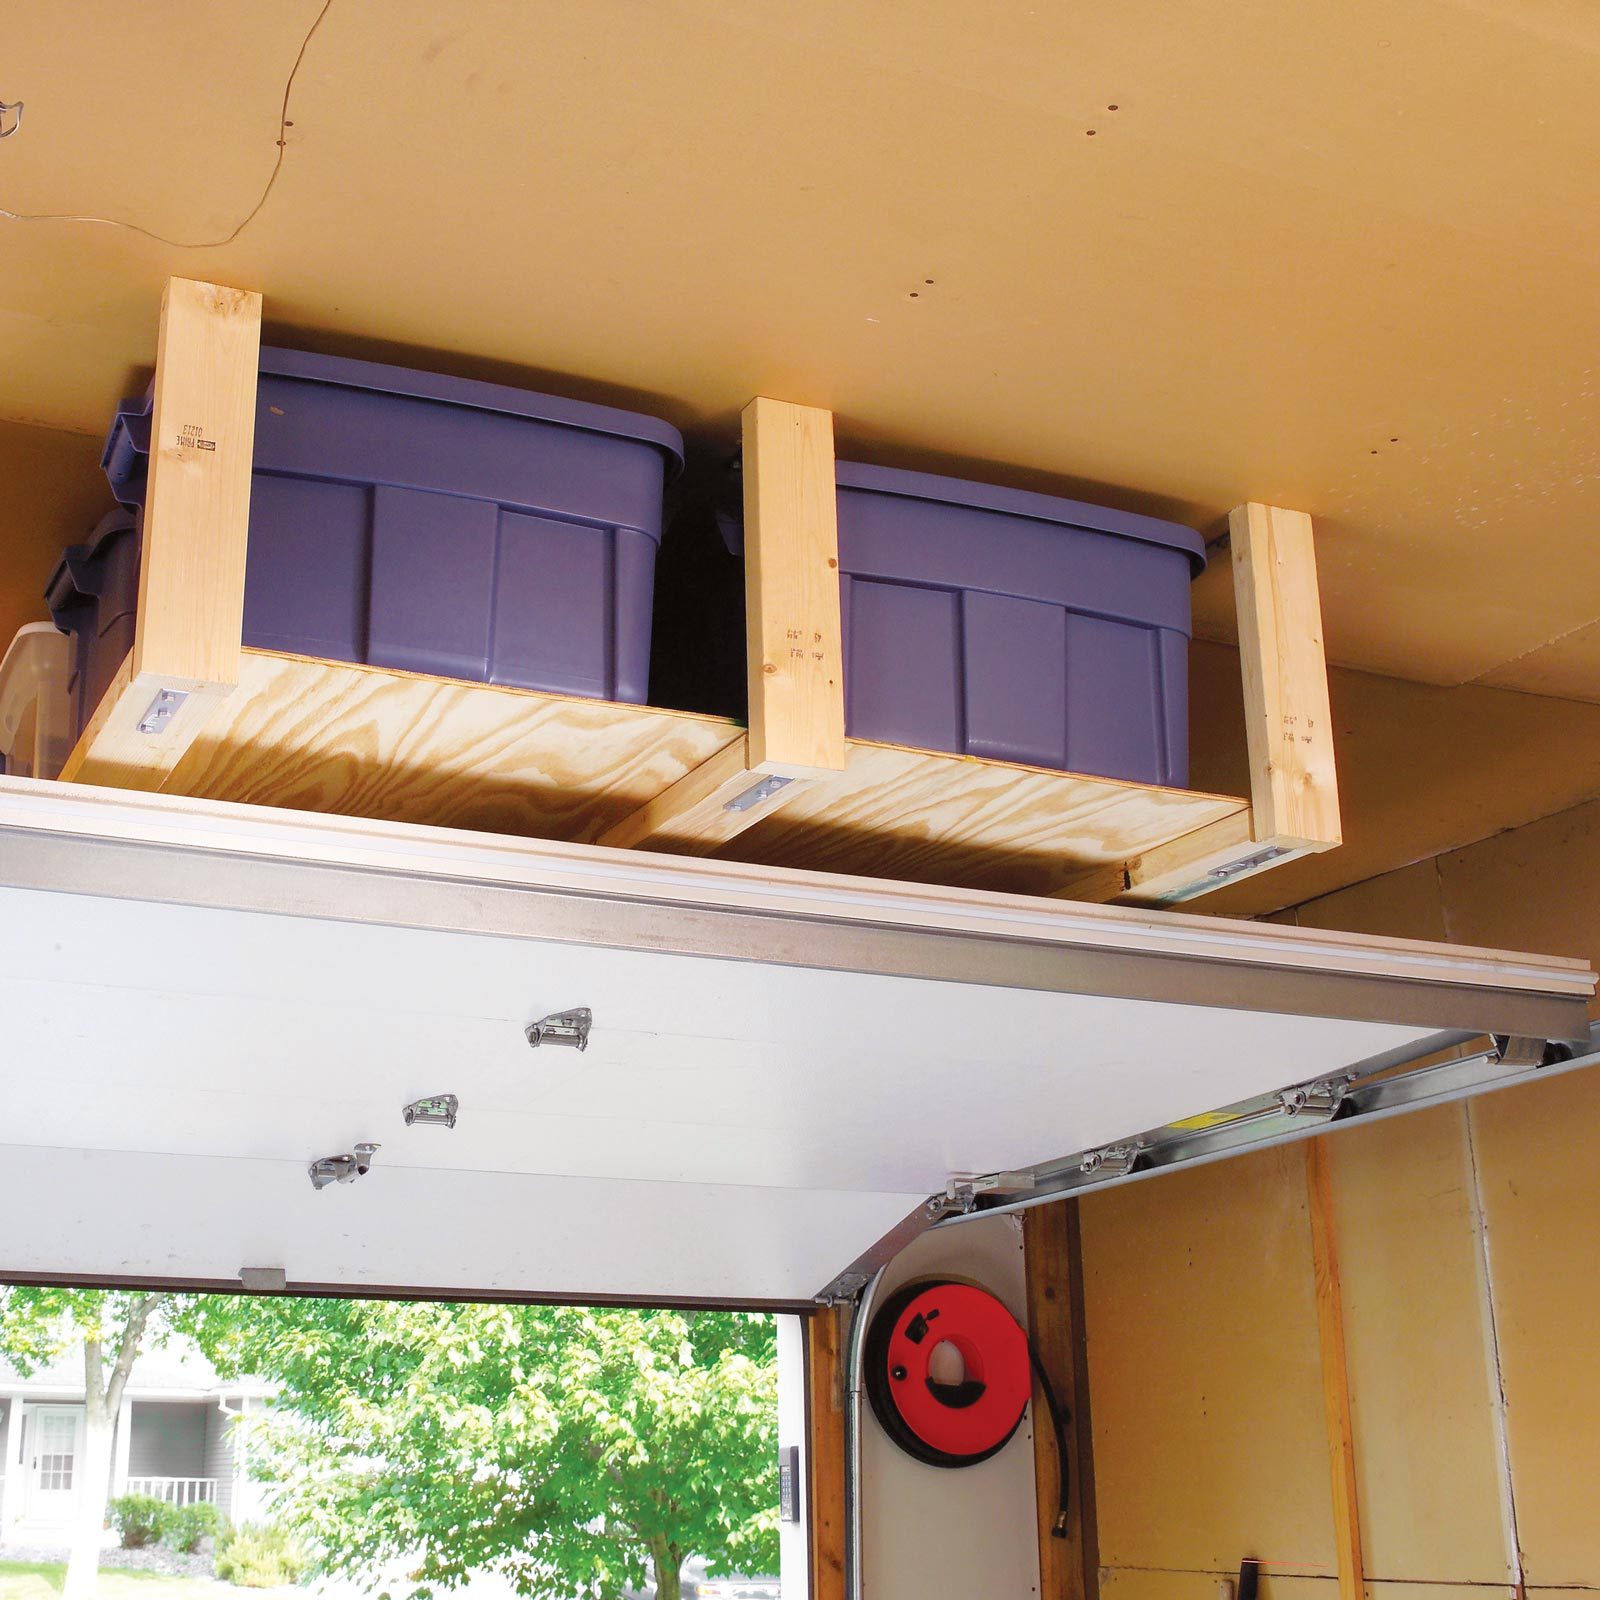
[
  {"left": 720, "top": 461, "right": 1205, "bottom": 787},
  {"left": 44, "top": 509, "right": 141, "bottom": 736},
  {"left": 56, "top": 348, "right": 683, "bottom": 734}
]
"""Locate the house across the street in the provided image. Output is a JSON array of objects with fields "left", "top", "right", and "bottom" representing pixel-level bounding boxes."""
[{"left": 0, "top": 1339, "right": 273, "bottom": 1546}]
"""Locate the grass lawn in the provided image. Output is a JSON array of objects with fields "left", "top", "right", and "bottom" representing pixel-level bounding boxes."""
[{"left": 0, "top": 1563, "right": 240, "bottom": 1600}]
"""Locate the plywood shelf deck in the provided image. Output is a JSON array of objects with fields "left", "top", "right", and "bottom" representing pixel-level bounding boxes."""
[
  {"left": 51, "top": 278, "right": 1341, "bottom": 909},
  {"left": 62, "top": 644, "right": 1252, "bottom": 902}
]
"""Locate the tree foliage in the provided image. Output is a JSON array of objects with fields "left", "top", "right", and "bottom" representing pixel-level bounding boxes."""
[
  {"left": 0, "top": 1288, "right": 202, "bottom": 1599},
  {"left": 196, "top": 1297, "right": 778, "bottom": 1600},
  {"left": 0, "top": 1287, "right": 196, "bottom": 1381}
]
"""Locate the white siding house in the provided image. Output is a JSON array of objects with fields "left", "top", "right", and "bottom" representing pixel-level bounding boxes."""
[{"left": 0, "top": 1338, "right": 273, "bottom": 1545}]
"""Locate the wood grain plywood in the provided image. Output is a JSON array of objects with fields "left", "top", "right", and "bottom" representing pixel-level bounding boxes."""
[
  {"left": 1187, "top": 644, "right": 1600, "bottom": 918},
  {"left": 162, "top": 649, "right": 743, "bottom": 841},
  {"left": 1438, "top": 797, "right": 1600, "bottom": 1587},
  {"left": 92, "top": 648, "right": 1247, "bottom": 889},
  {"left": 1288, "top": 860, "right": 1451, "bottom": 946},
  {"left": 1476, "top": 617, "right": 1600, "bottom": 707},
  {"left": 1079, "top": 1146, "right": 1336, "bottom": 1576},
  {"left": 720, "top": 739, "right": 1247, "bottom": 895},
  {"left": 1439, "top": 795, "right": 1600, "bottom": 1001},
  {"left": 7, "top": 3, "right": 1600, "bottom": 699},
  {"left": 1100, "top": 1574, "right": 1512, "bottom": 1600},
  {"left": 1467, "top": 1068, "right": 1600, "bottom": 1588},
  {"left": 1323, "top": 1108, "right": 1514, "bottom": 1583},
  {"left": 1284, "top": 796, "right": 1600, "bottom": 1587}
]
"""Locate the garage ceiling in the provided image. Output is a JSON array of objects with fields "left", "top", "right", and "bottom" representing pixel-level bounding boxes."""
[{"left": 2, "top": 0, "right": 1598, "bottom": 702}]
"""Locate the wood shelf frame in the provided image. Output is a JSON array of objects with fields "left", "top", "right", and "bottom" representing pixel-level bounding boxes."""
[
  {"left": 60, "top": 281, "right": 1340, "bottom": 906},
  {"left": 61, "top": 277, "right": 262, "bottom": 792}
]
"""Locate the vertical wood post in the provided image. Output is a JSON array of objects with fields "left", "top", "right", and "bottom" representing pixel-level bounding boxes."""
[
  {"left": 1230, "top": 502, "right": 1342, "bottom": 851},
  {"left": 63, "top": 276, "right": 261, "bottom": 789},
  {"left": 742, "top": 397, "right": 847, "bottom": 779},
  {"left": 1025, "top": 1201, "right": 1098, "bottom": 1600},
  {"left": 806, "top": 1306, "right": 848, "bottom": 1600},
  {"left": 133, "top": 277, "right": 262, "bottom": 698},
  {"left": 1305, "top": 1138, "right": 1365, "bottom": 1600},
  {"left": 1114, "top": 502, "right": 1342, "bottom": 904}
]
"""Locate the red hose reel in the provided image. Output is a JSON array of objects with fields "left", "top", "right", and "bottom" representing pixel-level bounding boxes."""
[{"left": 863, "top": 1279, "right": 1033, "bottom": 1467}]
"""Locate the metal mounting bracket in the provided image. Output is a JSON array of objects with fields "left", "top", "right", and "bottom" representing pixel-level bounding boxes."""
[
  {"left": 525, "top": 1007, "right": 592, "bottom": 1050},
  {"left": 308, "top": 1141, "right": 380, "bottom": 1191},
  {"left": 1276, "top": 1078, "right": 1348, "bottom": 1122},
  {"left": 1488, "top": 1034, "right": 1549, "bottom": 1069},
  {"left": 1080, "top": 1142, "right": 1143, "bottom": 1177},
  {"left": 914, "top": 1025, "right": 1600, "bottom": 1229},
  {"left": 402, "top": 1094, "right": 459, "bottom": 1128},
  {"left": 724, "top": 774, "right": 792, "bottom": 813},
  {"left": 136, "top": 688, "right": 188, "bottom": 736}
]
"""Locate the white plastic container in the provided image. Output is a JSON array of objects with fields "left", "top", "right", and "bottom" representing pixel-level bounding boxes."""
[{"left": 0, "top": 623, "right": 74, "bottom": 780}]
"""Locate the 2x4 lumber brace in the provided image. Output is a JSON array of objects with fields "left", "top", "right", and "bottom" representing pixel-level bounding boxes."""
[
  {"left": 1116, "top": 502, "right": 1341, "bottom": 906},
  {"left": 594, "top": 735, "right": 808, "bottom": 853},
  {"left": 1232, "top": 501, "right": 1342, "bottom": 851},
  {"left": 743, "top": 396, "right": 847, "bottom": 780},
  {"left": 1119, "top": 810, "right": 1297, "bottom": 906},
  {"left": 1023, "top": 1202, "right": 1098, "bottom": 1600},
  {"left": 601, "top": 396, "right": 847, "bottom": 852},
  {"left": 1305, "top": 1138, "right": 1366, "bottom": 1600},
  {"left": 805, "top": 1307, "right": 848, "bottom": 1600},
  {"left": 61, "top": 277, "right": 261, "bottom": 791}
]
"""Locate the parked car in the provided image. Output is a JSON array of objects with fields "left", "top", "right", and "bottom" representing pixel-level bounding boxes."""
[{"left": 681, "top": 1558, "right": 781, "bottom": 1599}]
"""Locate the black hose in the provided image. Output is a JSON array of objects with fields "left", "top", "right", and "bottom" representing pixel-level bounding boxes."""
[{"left": 1027, "top": 1342, "right": 1073, "bottom": 1540}]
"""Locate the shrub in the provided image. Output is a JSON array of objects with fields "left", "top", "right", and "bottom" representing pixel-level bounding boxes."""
[
  {"left": 216, "top": 1523, "right": 309, "bottom": 1588},
  {"left": 165, "top": 1500, "right": 228, "bottom": 1553},
  {"left": 109, "top": 1493, "right": 172, "bottom": 1549}
]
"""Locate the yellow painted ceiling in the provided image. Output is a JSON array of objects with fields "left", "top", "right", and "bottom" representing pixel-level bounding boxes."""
[{"left": 2, "top": 0, "right": 1598, "bottom": 699}]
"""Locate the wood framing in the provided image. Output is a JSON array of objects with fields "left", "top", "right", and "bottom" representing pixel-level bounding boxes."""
[
  {"left": 1024, "top": 1201, "right": 1098, "bottom": 1600},
  {"left": 742, "top": 396, "right": 847, "bottom": 779},
  {"left": 805, "top": 1306, "right": 847, "bottom": 1600},
  {"left": 54, "top": 275, "right": 1338, "bottom": 908},
  {"left": 596, "top": 735, "right": 808, "bottom": 853},
  {"left": 1110, "top": 501, "right": 1343, "bottom": 905},
  {"left": 1305, "top": 1137, "right": 1366, "bottom": 1600},
  {"left": 1233, "top": 502, "right": 1342, "bottom": 849},
  {"left": 61, "top": 277, "right": 261, "bottom": 791},
  {"left": 63, "top": 646, "right": 1247, "bottom": 893}
]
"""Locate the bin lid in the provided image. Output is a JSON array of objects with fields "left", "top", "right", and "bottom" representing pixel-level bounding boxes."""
[
  {"left": 102, "top": 350, "right": 687, "bottom": 505},
  {"left": 44, "top": 509, "right": 139, "bottom": 625},
  {"left": 835, "top": 460, "right": 1207, "bottom": 575},
  {"left": 259, "top": 347, "right": 686, "bottom": 477}
]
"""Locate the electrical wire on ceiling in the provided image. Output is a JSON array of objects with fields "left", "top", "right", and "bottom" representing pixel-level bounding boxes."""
[{"left": 0, "top": 0, "right": 333, "bottom": 249}]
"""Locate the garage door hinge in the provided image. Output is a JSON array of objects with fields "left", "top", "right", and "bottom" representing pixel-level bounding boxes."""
[{"left": 525, "top": 1007, "right": 592, "bottom": 1050}]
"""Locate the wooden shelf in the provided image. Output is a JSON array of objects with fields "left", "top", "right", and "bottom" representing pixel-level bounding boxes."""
[
  {"left": 66, "top": 646, "right": 743, "bottom": 843},
  {"left": 56, "top": 278, "right": 1342, "bottom": 908},
  {"left": 64, "top": 644, "right": 1250, "bottom": 900}
]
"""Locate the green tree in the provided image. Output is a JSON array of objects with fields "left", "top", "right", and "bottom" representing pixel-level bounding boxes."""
[
  {"left": 0, "top": 1289, "right": 201, "bottom": 1600},
  {"left": 197, "top": 1297, "right": 778, "bottom": 1600}
]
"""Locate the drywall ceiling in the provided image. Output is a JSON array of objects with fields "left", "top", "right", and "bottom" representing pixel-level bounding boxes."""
[{"left": 1, "top": 0, "right": 1598, "bottom": 701}]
